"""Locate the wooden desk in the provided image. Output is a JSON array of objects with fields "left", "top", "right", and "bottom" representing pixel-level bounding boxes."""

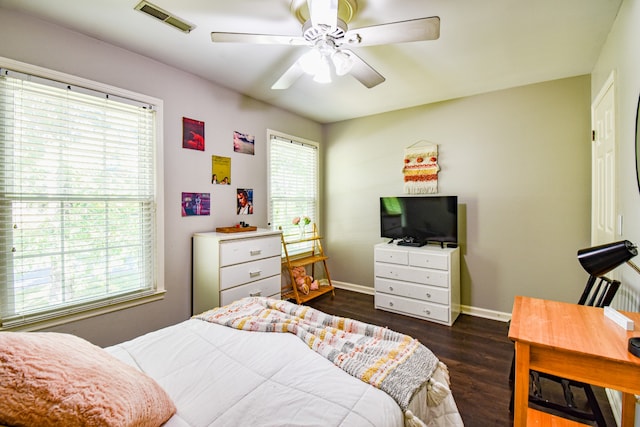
[{"left": 508, "top": 296, "right": 640, "bottom": 426}]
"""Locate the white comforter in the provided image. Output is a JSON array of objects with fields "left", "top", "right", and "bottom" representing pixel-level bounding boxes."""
[{"left": 106, "top": 318, "right": 463, "bottom": 427}]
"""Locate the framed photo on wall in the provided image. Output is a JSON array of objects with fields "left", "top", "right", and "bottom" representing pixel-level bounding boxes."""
[
  {"left": 236, "top": 188, "right": 253, "bottom": 215},
  {"left": 183, "top": 117, "right": 205, "bottom": 151},
  {"left": 233, "top": 130, "right": 255, "bottom": 155},
  {"left": 212, "top": 155, "right": 231, "bottom": 185},
  {"left": 181, "top": 192, "right": 210, "bottom": 216}
]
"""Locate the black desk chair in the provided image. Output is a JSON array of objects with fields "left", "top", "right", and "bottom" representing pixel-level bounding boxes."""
[{"left": 508, "top": 275, "right": 620, "bottom": 426}]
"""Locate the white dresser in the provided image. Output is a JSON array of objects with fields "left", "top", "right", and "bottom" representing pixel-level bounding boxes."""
[
  {"left": 192, "top": 229, "right": 282, "bottom": 315},
  {"left": 374, "top": 243, "right": 460, "bottom": 326}
]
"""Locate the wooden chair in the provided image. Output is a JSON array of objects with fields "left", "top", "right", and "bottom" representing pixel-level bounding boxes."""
[{"left": 508, "top": 276, "right": 621, "bottom": 426}]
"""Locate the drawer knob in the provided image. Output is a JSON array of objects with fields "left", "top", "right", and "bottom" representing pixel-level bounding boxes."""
[
  {"left": 389, "top": 286, "right": 394, "bottom": 292},
  {"left": 250, "top": 249, "right": 262, "bottom": 256},
  {"left": 249, "top": 291, "right": 262, "bottom": 297},
  {"left": 426, "top": 293, "right": 431, "bottom": 298},
  {"left": 389, "top": 302, "right": 394, "bottom": 307},
  {"left": 249, "top": 270, "right": 261, "bottom": 277},
  {"left": 424, "top": 309, "right": 431, "bottom": 315}
]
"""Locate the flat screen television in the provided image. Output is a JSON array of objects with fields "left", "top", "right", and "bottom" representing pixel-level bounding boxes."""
[{"left": 380, "top": 196, "right": 458, "bottom": 247}]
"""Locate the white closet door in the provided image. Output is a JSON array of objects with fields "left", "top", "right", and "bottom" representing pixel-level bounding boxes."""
[{"left": 591, "top": 72, "right": 616, "bottom": 246}]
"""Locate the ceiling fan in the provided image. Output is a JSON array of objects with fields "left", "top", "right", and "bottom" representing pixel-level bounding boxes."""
[{"left": 210, "top": 0, "right": 440, "bottom": 89}]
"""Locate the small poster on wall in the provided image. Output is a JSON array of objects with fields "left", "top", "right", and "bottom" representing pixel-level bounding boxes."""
[
  {"left": 233, "top": 130, "right": 255, "bottom": 155},
  {"left": 181, "top": 192, "right": 210, "bottom": 216},
  {"left": 211, "top": 155, "right": 231, "bottom": 185},
  {"left": 183, "top": 117, "right": 205, "bottom": 151},
  {"left": 237, "top": 188, "right": 253, "bottom": 215}
]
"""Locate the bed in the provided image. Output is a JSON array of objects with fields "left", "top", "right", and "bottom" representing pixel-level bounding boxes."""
[{"left": 0, "top": 297, "right": 463, "bottom": 427}]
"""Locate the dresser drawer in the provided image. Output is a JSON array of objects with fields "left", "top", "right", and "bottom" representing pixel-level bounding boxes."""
[
  {"left": 219, "top": 236, "right": 281, "bottom": 266},
  {"left": 220, "top": 256, "right": 280, "bottom": 290},
  {"left": 375, "top": 263, "right": 449, "bottom": 288},
  {"left": 374, "top": 247, "right": 409, "bottom": 265},
  {"left": 408, "top": 251, "right": 448, "bottom": 270},
  {"left": 220, "top": 275, "right": 281, "bottom": 306},
  {"left": 375, "top": 293, "right": 449, "bottom": 323},
  {"left": 375, "top": 278, "right": 449, "bottom": 305}
]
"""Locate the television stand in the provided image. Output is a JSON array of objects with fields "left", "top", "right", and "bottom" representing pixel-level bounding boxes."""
[{"left": 374, "top": 243, "right": 460, "bottom": 326}]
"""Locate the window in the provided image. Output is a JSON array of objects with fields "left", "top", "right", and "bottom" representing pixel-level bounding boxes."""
[
  {"left": 267, "top": 130, "right": 319, "bottom": 254},
  {"left": 0, "top": 63, "right": 163, "bottom": 329}
]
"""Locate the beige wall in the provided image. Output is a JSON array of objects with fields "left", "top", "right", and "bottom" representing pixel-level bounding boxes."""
[
  {"left": 324, "top": 76, "right": 593, "bottom": 314},
  {"left": 591, "top": 0, "right": 640, "bottom": 299},
  {"left": 0, "top": 10, "right": 322, "bottom": 346}
]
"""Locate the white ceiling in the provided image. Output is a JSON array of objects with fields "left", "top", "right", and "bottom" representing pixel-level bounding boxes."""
[{"left": 0, "top": 0, "right": 622, "bottom": 123}]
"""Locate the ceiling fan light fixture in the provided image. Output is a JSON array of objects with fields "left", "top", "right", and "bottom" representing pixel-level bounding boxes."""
[
  {"left": 313, "top": 56, "right": 332, "bottom": 84},
  {"left": 210, "top": 2, "right": 441, "bottom": 90},
  {"left": 299, "top": 49, "right": 322, "bottom": 75},
  {"left": 332, "top": 50, "right": 353, "bottom": 76}
]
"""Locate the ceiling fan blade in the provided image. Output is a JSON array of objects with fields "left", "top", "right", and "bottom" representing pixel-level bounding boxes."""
[
  {"left": 271, "top": 61, "right": 305, "bottom": 90},
  {"left": 309, "top": 0, "right": 338, "bottom": 30},
  {"left": 343, "top": 50, "right": 385, "bottom": 88},
  {"left": 343, "top": 16, "right": 440, "bottom": 47},
  {"left": 211, "top": 32, "right": 307, "bottom": 46}
]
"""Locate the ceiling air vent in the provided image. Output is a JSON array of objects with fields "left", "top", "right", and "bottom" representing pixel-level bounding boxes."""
[{"left": 134, "top": 1, "right": 195, "bottom": 33}]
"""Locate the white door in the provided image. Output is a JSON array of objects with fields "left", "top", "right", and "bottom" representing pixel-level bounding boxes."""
[{"left": 591, "top": 73, "right": 616, "bottom": 246}]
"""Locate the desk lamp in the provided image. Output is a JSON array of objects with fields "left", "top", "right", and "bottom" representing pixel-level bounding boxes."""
[
  {"left": 578, "top": 239, "right": 640, "bottom": 278},
  {"left": 577, "top": 240, "right": 639, "bottom": 306},
  {"left": 577, "top": 240, "right": 640, "bottom": 357}
]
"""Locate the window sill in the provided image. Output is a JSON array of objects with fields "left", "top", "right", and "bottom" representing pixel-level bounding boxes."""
[{"left": 1, "top": 290, "right": 167, "bottom": 332}]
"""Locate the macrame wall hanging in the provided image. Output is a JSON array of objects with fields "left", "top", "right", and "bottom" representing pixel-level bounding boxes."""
[{"left": 403, "top": 141, "right": 439, "bottom": 194}]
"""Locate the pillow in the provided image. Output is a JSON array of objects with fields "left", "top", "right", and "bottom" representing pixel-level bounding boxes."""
[{"left": 0, "top": 331, "right": 176, "bottom": 427}]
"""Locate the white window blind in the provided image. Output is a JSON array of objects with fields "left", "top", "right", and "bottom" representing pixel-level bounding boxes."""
[
  {"left": 0, "top": 68, "right": 157, "bottom": 328},
  {"left": 268, "top": 133, "right": 319, "bottom": 253}
]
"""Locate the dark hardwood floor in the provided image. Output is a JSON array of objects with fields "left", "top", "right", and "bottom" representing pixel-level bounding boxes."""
[{"left": 306, "top": 289, "right": 617, "bottom": 427}]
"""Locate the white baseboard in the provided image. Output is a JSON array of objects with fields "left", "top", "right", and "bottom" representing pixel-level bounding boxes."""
[
  {"left": 460, "top": 305, "right": 511, "bottom": 322},
  {"left": 332, "top": 281, "right": 375, "bottom": 295},
  {"left": 332, "top": 281, "right": 511, "bottom": 322}
]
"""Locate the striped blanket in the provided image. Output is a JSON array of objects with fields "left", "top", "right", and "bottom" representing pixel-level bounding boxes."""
[{"left": 194, "top": 297, "right": 451, "bottom": 426}]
